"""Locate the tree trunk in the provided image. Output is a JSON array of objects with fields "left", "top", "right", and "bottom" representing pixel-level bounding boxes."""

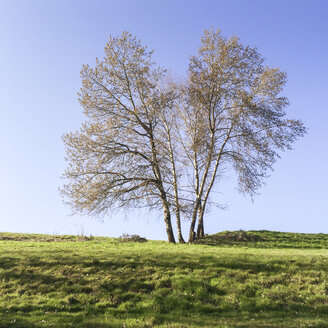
[
  {"left": 194, "top": 127, "right": 234, "bottom": 240},
  {"left": 188, "top": 213, "right": 197, "bottom": 243},
  {"left": 148, "top": 132, "right": 175, "bottom": 243},
  {"left": 196, "top": 205, "right": 205, "bottom": 238},
  {"left": 188, "top": 198, "right": 200, "bottom": 243},
  {"left": 175, "top": 209, "right": 185, "bottom": 243},
  {"left": 163, "top": 121, "right": 184, "bottom": 243},
  {"left": 163, "top": 200, "right": 176, "bottom": 243}
]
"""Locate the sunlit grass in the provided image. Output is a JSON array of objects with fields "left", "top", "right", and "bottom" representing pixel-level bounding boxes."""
[
  {"left": 196, "top": 230, "right": 328, "bottom": 248},
  {"left": 1, "top": 232, "right": 328, "bottom": 327}
]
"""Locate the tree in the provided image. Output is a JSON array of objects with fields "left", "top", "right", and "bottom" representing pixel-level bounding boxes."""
[
  {"left": 178, "top": 29, "right": 306, "bottom": 242},
  {"left": 62, "top": 29, "right": 306, "bottom": 243},
  {"left": 61, "top": 32, "right": 178, "bottom": 242}
]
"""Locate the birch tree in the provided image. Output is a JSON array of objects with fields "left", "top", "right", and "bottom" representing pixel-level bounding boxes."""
[
  {"left": 61, "top": 32, "right": 178, "bottom": 242},
  {"left": 62, "top": 29, "right": 306, "bottom": 243},
  {"left": 155, "top": 87, "right": 187, "bottom": 243},
  {"left": 181, "top": 29, "right": 306, "bottom": 242}
]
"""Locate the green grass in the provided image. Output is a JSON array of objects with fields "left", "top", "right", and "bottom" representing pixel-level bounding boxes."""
[
  {"left": 1, "top": 231, "right": 328, "bottom": 327},
  {"left": 196, "top": 230, "right": 328, "bottom": 248}
]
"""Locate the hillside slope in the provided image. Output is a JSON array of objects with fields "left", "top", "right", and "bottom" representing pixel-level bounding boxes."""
[
  {"left": 195, "top": 230, "right": 328, "bottom": 248},
  {"left": 1, "top": 231, "right": 328, "bottom": 328}
]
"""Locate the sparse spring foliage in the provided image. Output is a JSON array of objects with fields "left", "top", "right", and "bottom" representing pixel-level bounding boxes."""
[
  {"left": 62, "top": 29, "right": 306, "bottom": 243},
  {"left": 180, "top": 29, "right": 306, "bottom": 241}
]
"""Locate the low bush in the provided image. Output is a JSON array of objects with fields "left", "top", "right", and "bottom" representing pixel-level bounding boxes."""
[{"left": 118, "top": 233, "right": 148, "bottom": 243}]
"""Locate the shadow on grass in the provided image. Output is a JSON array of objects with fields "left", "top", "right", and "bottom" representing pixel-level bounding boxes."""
[
  {"left": 2, "top": 246, "right": 328, "bottom": 328},
  {"left": 1, "top": 299, "right": 328, "bottom": 328},
  {"left": 0, "top": 318, "right": 119, "bottom": 328},
  {"left": 1, "top": 310, "right": 328, "bottom": 328},
  {"left": 3, "top": 252, "right": 328, "bottom": 276}
]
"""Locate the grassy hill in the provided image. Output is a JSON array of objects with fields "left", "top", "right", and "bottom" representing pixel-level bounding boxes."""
[
  {"left": 195, "top": 230, "right": 328, "bottom": 248},
  {"left": 1, "top": 231, "right": 328, "bottom": 328}
]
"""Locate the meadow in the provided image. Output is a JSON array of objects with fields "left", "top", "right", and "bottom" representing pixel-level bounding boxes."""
[{"left": 1, "top": 231, "right": 328, "bottom": 327}]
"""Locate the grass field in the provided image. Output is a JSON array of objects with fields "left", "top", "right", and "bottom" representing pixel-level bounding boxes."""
[{"left": 1, "top": 231, "right": 328, "bottom": 327}]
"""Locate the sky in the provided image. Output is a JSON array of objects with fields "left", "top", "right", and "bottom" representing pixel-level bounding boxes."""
[{"left": 0, "top": 0, "right": 327, "bottom": 240}]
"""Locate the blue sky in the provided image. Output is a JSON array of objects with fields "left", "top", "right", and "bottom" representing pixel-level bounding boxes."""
[{"left": 0, "top": 0, "right": 327, "bottom": 240}]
